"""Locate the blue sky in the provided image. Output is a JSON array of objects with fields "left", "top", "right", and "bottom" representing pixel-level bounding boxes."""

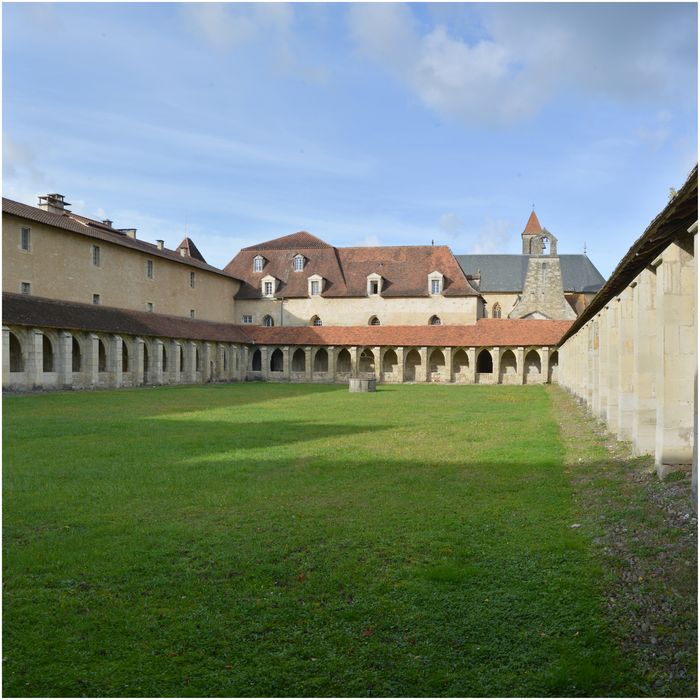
[{"left": 3, "top": 2, "right": 697, "bottom": 276}]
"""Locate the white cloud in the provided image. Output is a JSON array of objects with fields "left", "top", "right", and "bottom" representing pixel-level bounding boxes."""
[
  {"left": 437, "top": 212, "right": 464, "bottom": 236},
  {"left": 348, "top": 3, "right": 697, "bottom": 126},
  {"left": 469, "top": 218, "right": 512, "bottom": 254},
  {"left": 3, "top": 135, "right": 46, "bottom": 182}
]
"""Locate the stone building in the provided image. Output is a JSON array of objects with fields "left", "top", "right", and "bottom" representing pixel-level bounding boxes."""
[{"left": 557, "top": 165, "right": 697, "bottom": 503}]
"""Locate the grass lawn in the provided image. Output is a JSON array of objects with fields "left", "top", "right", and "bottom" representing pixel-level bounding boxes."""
[{"left": 2, "top": 383, "right": 654, "bottom": 696}]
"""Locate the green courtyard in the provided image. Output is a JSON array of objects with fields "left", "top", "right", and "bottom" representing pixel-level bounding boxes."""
[{"left": 3, "top": 384, "right": 696, "bottom": 697}]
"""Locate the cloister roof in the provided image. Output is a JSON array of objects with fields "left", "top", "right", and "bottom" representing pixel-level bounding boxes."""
[{"left": 4, "top": 293, "right": 571, "bottom": 348}]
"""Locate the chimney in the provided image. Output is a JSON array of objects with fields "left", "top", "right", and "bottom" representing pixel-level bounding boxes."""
[
  {"left": 118, "top": 229, "right": 137, "bottom": 239},
  {"left": 102, "top": 219, "right": 113, "bottom": 228},
  {"left": 38, "top": 193, "right": 71, "bottom": 215},
  {"left": 156, "top": 240, "right": 165, "bottom": 250},
  {"left": 179, "top": 248, "right": 187, "bottom": 257}
]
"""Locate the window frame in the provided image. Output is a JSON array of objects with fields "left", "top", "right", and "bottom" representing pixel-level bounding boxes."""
[
  {"left": 146, "top": 259, "right": 154, "bottom": 279},
  {"left": 253, "top": 256, "right": 264, "bottom": 272},
  {"left": 242, "top": 315, "right": 253, "bottom": 324},
  {"left": 189, "top": 271, "right": 196, "bottom": 289},
  {"left": 92, "top": 245, "right": 101, "bottom": 267},
  {"left": 92, "top": 293, "right": 101, "bottom": 305},
  {"left": 146, "top": 302, "right": 154, "bottom": 312},
  {"left": 20, "top": 281, "right": 31, "bottom": 295},
  {"left": 293, "top": 254, "right": 304, "bottom": 272},
  {"left": 190, "top": 309, "right": 196, "bottom": 319},
  {"left": 20, "top": 227, "right": 31, "bottom": 252}
]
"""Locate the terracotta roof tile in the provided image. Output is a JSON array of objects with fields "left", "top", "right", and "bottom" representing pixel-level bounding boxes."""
[
  {"left": 522, "top": 210, "right": 543, "bottom": 235},
  {"left": 176, "top": 237, "right": 207, "bottom": 263},
  {"left": 242, "top": 231, "right": 332, "bottom": 251}
]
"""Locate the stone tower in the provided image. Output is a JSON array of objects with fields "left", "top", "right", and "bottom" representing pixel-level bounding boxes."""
[{"left": 509, "top": 211, "right": 577, "bottom": 320}]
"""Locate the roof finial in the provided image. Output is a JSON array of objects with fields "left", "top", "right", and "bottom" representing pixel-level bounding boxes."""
[
  {"left": 583, "top": 241, "right": 587, "bottom": 255},
  {"left": 532, "top": 202, "right": 535, "bottom": 210},
  {"left": 431, "top": 239, "right": 434, "bottom": 246}
]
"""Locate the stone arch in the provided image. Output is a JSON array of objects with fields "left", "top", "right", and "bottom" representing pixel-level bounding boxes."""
[
  {"left": 525, "top": 349, "right": 542, "bottom": 383},
  {"left": 251, "top": 348, "right": 262, "bottom": 372},
  {"left": 41, "top": 333, "right": 55, "bottom": 372},
  {"left": 195, "top": 346, "right": 201, "bottom": 372},
  {"left": 336, "top": 348, "right": 351, "bottom": 374},
  {"left": 262, "top": 315, "right": 274, "bottom": 327},
  {"left": 429, "top": 315, "right": 441, "bottom": 325},
  {"left": 9, "top": 331, "right": 24, "bottom": 372},
  {"left": 359, "top": 348, "right": 375, "bottom": 376},
  {"left": 548, "top": 350, "right": 559, "bottom": 383},
  {"left": 123, "top": 341, "right": 130, "bottom": 373},
  {"left": 143, "top": 342, "right": 150, "bottom": 379},
  {"left": 382, "top": 349, "right": 398, "bottom": 375},
  {"left": 270, "top": 348, "right": 284, "bottom": 372},
  {"left": 178, "top": 345, "right": 184, "bottom": 373},
  {"left": 161, "top": 343, "right": 168, "bottom": 373},
  {"left": 71, "top": 336, "right": 82, "bottom": 372},
  {"left": 492, "top": 303, "right": 502, "bottom": 319},
  {"left": 368, "top": 316, "right": 380, "bottom": 326},
  {"left": 405, "top": 348, "right": 421, "bottom": 382},
  {"left": 222, "top": 348, "right": 228, "bottom": 372},
  {"left": 452, "top": 349, "right": 469, "bottom": 383},
  {"left": 313, "top": 348, "right": 328, "bottom": 373},
  {"left": 292, "top": 348, "right": 306, "bottom": 372},
  {"left": 499, "top": 349, "right": 517, "bottom": 382},
  {"left": 476, "top": 349, "right": 493, "bottom": 374},
  {"left": 310, "top": 315, "right": 322, "bottom": 327},
  {"left": 428, "top": 348, "right": 446, "bottom": 382}
]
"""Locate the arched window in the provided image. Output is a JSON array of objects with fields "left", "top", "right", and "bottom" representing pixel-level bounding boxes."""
[
  {"left": 310, "top": 315, "right": 322, "bottom": 327},
  {"left": 336, "top": 349, "right": 351, "bottom": 374},
  {"left": 98, "top": 339, "right": 107, "bottom": 373},
  {"left": 382, "top": 349, "right": 398, "bottom": 374},
  {"left": 293, "top": 254, "right": 304, "bottom": 271},
  {"left": 143, "top": 344, "right": 150, "bottom": 375},
  {"left": 262, "top": 315, "right": 274, "bottom": 327},
  {"left": 548, "top": 350, "right": 559, "bottom": 383},
  {"left": 453, "top": 349, "right": 469, "bottom": 377},
  {"left": 223, "top": 350, "right": 228, "bottom": 372},
  {"left": 292, "top": 348, "right": 306, "bottom": 372},
  {"left": 42, "top": 335, "right": 54, "bottom": 372},
  {"left": 313, "top": 348, "right": 328, "bottom": 373},
  {"left": 359, "top": 348, "right": 375, "bottom": 375},
  {"left": 476, "top": 349, "right": 493, "bottom": 373},
  {"left": 251, "top": 349, "right": 262, "bottom": 371},
  {"left": 253, "top": 255, "right": 264, "bottom": 272},
  {"left": 500, "top": 349, "right": 517, "bottom": 380},
  {"left": 368, "top": 316, "right": 380, "bottom": 326},
  {"left": 178, "top": 345, "right": 184, "bottom": 373},
  {"left": 492, "top": 303, "right": 502, "bottom": 319},
  {"left": 9, "top": 332, "right": 23, "bottom": 372},
  {"left": 525, "top": 349, "right": 542, "bottom": 376},
  {"left": 270, "top": 348, "right": 284, "bottom": 372},
  {"left": 429, "top": 315, "right": 441, "bottom": 325},
  {"left": 404, "top": 349, "right": 421, "bottom": 381},
  {"left": 72, "top": 337, "right": 82, "bottom": 372},
  {"left": 123, "top": 342, "right": 130, "bottom": 373},
  {"left": 161, "top": 344, "right": 168, "bottom": 372},
  {"left": 195, "top": 347, "right": 201, "bottom": 371},
  {"left": 429, "top": 349, "right": 445, "bottom": 379}
]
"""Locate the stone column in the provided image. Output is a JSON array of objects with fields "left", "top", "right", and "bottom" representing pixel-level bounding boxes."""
[
  {"left": 595, "top": 309, "right": 609, "bottom": 419},
  {"left": 57, "top": 332, "right": 73, "bottom": 389},
  {"left": 282, "top": 346, "right": 291, "bottom": 381},
  {"left": 134, "top": 337, "right": 145, "bottom": 385},
  {"left": 171, "top": 341, "right": 181, "bottom": 383},
  {"left": 373, "top": 346, "right": 382, "bottom": 382},
  {"left": 395, "top": 347, "right": 405, "bottom": 383},
  {"left": 616, "top": 287, "right": 635, "bottom": 440},
  {"left": 202, "top": 342, "right": 212, "bottom": 383},
  {"left": 541, "top": 347, "right": 550, "bottom": 386},
  {"left": 515, "top": 346, "right": 525, "bottom": 385},
  {"left": 259, "top": 346, "right": 268, "bottom": 381},
  {"left": 492, "top": 347, "right": 501, "bottom": 384},
  {"left": 350, "top": 346, "right": 359, "bottom": 377},
  {"left": 605, "top": 301, "right": 620, "bottom": 434},
  {"left": 110, "top": 336, "right": 123, "bottom": 388},
  {"left": 443, "top": 347, "right": 453, "bottom": 383},
  {"left": 655, "top": 239, "right": 697, "bottom": 476},
  {"left": 153, "top": 339, "right": 164, "bottom": 385},
  {"left": 419, "top": 346, "right": 429, "bottom": 382},
  {"left": 305, "top": 346, "right": 313, "bottom": 382},
  {"left": 185, "top": 342, "right": 197, "bottom": 384},
  {"left": 327, "top": 346, "right": 336, "bottom": 383},
  {"left": 240, "top": 345, "right": 249, "bottom": 381},
  {"left": 2, "top": 327, "right": 10, "bottom": 389},
  {"left": 467, "top": 347, "right": 477, "bottom": 384}
]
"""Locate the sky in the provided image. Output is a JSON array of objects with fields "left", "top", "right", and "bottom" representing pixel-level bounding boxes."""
[{"left": 3, "top": 1, "right": 697, "bottom": 276}]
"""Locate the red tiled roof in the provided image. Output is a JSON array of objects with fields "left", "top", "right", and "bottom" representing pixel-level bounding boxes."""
[
  {"left": 2, "top": 198, "right": 239, "bottom": 281},
  {"left": 176, "top": 237, "right": 207, "bottom": 263},
  {"left": 247, "top": 318, "right": 572, "bottom": 347},
  {"left": 226, "top": 235, "right": 479, "bottom": 299},
  {"left": 522, "top": 210, "right": 543, "bottom": 235}
]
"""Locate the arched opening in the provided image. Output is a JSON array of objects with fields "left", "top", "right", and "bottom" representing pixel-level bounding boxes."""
[
  {"left": 548, "top": 350, "right": 559, "bottom": 383},
  {"left": 313, "top": 348, "right": 328, "bottom": 373},
  {"left": 123, "top": 342, "right": 130, "bottom": 373},
  {"left": 453, "top": 349, "right": 469, "bottom": 382},
  {"left": 251, "top": 349, "right": 262, "bottom": 371},
  {"left": 405, "top": 348, "right": 421, "bottom": 382},
  {"left": 270, "top": 348, "right": 284, "bottom": 372},
  {"left": 368, "top": 316, "right": 380, "bottom": 326},
  {"left": 9, "top": 332, "right": 23, "bottom": 372},
  {"left": 223, "top": 350, "right": 228, "bottom": 372},
  {"left": 262, "top": 315, "right": 274, "bottom": 327},
  {"left": 71, "top": 337, "right": 82, "bottom": 372},
  {"left": 98, "top": 339, "right": 107, "bottom": 373},
  {"left": 359, "top": 348, "right": 375, "bottom": 375},
  {"left": 161, "top": 344, "right": 168, "bottom": 372},
  {"left": 525, "top": 349, "right": 542, "bottom": 384},
  {"left": 428, "top": 348, "right": 445, "bottom": 382},
  {"left": 42, "top": 334, "right": 54, "bottom": 372},
  {"left": 476, "top": 349, "right": 493, "bottom": 374},
  {"left": 178, "top": 345, "right": 184, "bottom": 373},
  {"left": 195, "top": 347, "right": 201, "bottom": 372},
  {"left": 143, "top": 343, "right": 150, "bottom": 378},
  {"left": 429, "top": 315, "right": 441, "bottom": 325},
  {"left": 336, "top": 348, "right": 351, "bottom": 374},
  {"left": 382, "top": 349, "right": 398, "bottom": 375},
  {"left": 492, "top": 303, "right": 502, "bottom": 319},
  {"left": 310, "top": 315, "right": 322, "bottom": 327},
  {"left": 292, "top": 348, "right": 306, "bottom": 372},
  {"left": 499, "top": 349, "right": 517, "bottom": 382}
]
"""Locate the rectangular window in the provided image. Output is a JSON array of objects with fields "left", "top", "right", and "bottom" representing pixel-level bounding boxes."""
[
  {"left": 370, "top": 280, "right": 379, "bottom": 295},
  {"left": 294, "top": 256, "right": 304, "bottom": 271},
  {"left": 190, "top": 309, "right": 195, "bottom": 319},
  {"left": 92, "top": 245, "right": 101, "bottom": 267},
  {"left": 264, "top": 281, "right": 273, "bottom": 296},
  {"left": 93, "top": 293, "right": 101, "bottom": 305},
  {"left": 242, "top": 315, "right": 253, "bottom": 324},
  {"left": 431, "top": 279, "right": 441, "bottom": 294},
  {"left": 310, "top": 280, "right": 320, "bottom": 295},
  {"left": 254, "top": 257, "right": 263, "bottom": 272},
  {"left": 146, "top": 260, "right": 154, "bottom": 279},
  {"left": 20, "top": 227, "right": 30, "bottom": 251},
  {"left": 20, "top": 281, "right": 31, "bottom": 295},
  {"left": 146, "top": 302, "right": 154, "bottom": 312},
  {"left": 189, "top": 271, "right": 196, "bottom": 288}
]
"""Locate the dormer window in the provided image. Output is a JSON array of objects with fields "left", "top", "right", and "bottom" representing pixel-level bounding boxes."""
[
  {"left": 367, "top": 273, "right": 382, "bottom": 296},
  {"left": 293, "top": 254, "right": 305, "bottom": 271},
  {"left": 428, "top": 271, "right": 444, "bottom": 295},
  {"left": 253, "top": 255, "right": 264, "bottom": 272},
  {"left": 262, "top": 274, "right": 277, "bottom": 298},
  {"left": 307, "top": 273, "right": 323, "bottom": 297}
]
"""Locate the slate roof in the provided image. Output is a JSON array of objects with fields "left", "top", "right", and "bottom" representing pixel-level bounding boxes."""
[
  {"left": 455, "top": 254, "right": 606, "bottom": 293},
  {"left": 226, "top": 232, "right": 480, "bottom": 299},
  {"left": 4, "top": 293, "right": 571, "bottom": 348},
  {"left": 2, "top": 198, "right": 237, "bottom": 280}
]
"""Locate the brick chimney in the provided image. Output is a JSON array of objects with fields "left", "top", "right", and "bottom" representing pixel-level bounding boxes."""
[
  {"left": 156, "top": 240, "right": 165, "bottom": 250},
  {"left": 38, "top": 193, "right": 71, "bottom": 215}
]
